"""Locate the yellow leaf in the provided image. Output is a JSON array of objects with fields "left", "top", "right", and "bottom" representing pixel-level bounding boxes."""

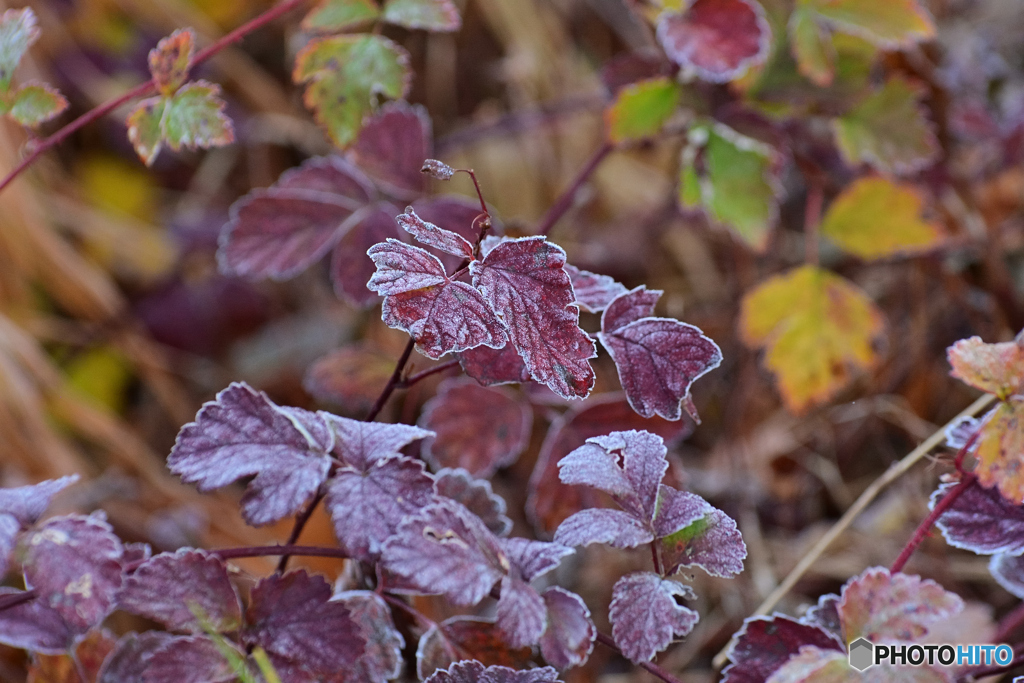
[
  {"left": 740, "top": 265, "right": 884, "bottom": 412},
  {"left": 976, "top": 400, "right": 1024, "bottom": 504},
  {"left": 821, "top": 177, "right": 942, "bottom": 258},
  {"left": 65, "top": 346, "right": 132, "bottom": 414},
  {"left": 948, "top": 336, "right": 1024, "bottom": 401}
]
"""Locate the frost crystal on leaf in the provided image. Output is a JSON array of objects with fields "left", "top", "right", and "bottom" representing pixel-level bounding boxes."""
[
  {"left": 722, "top": 614, "right": 843, "bottom": 683},
  {"left": 0, "top": 587, "right": 74, "bottom": 654},
  {"left": 435, "top": 468, "right": 513, "bottom": 536},
  {"left": 496, "top": 576, "right": 547, "bottom": 647},
  {"left": 563, "top": 264, "right": 627, "bottom": 313},
  {"left": 397, "top": 207, "right": 474, "bottom": 258},
  {"left": 422, "top": 158, "right": 456, "bottom": 181},
  {"left": 609, "top": 572, "right": 699, "bottom": 663},
  {"left": 660, "top": 506, "right": 747, "bottom": 578},
  {"left": 416, "top": 617, "right": 533, "bottom": 679},
  {"left": 539, "top": 587, "right": 595, "bottom": 670},
  {"left": 425, "top": 661, "right": 561, "bottom": 683},
  {"left": 933, "top": 481, "right": 1024, "bottom": 556},
  {"left": 331, "top": 591, "right": 405, "bottom": 683}
]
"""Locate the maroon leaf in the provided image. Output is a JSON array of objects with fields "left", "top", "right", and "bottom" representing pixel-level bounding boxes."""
[
  {"left": 348, "top": 100, "right": 432, "bottom": 198},
  {"left": 323, "top": 414, "right": 432, "bottom": 470},
  {"left": 332, "top": 591, "right": 404, "bottom": 683},
  {"left": 144, "top": 635, "right": 240, "bottom": 683},
  {"left": 219, "top": 156, "right": 375, "bottom": 279},
  {"left": 435, "top": 468, "right": 513, "bottom": 536},
  {"left": 326, "top": 456, "right": 436, "bottom": 561},
  {"left": 471, "top": 237, "right": 596, "bottom": 399},
  {"left": 599, "top": 288, "right": 722, "bottom": 422},
  {"left": 933, "top": 481, "right": 1024, "bottom": 555},
  {"left": 661, "top": 507, "right": 746, "bottom": 577},
  {"left": 991, "top": 553, "right": 1024, "bottom": 598},
  {"left": 398, "top": 207, "right": 474, "bottom": 258},
  {"left": 382, "top": 499, "right": 508, "bottom": 605},
  {"left": 801, "top": 594, "right": 842, "bottom": 639},
  {"left": 496, "top": 576, "right": 547, "bottom": 647},
  {"left": 425, "top": 661, "right": 560, "bottom": 683},
  {"left": 421, "top": 379, "right": 532, "bottom": 476},
  {"left": 368, "top": 240, "right": 508, "bottom": 359},
  {"left": 601, "top": 286, "right": 660, "bottom": 333},
  {"left": 610, "top": 572, "right": 699, "bottom": 663},
  {"left": 458, "top": 343, "right": 531, "bottom": 387},
  {"left": 539, "top": 587, "right": 595, "bottom": 669},
  {"left": 167, "top": 382, "right": 334, "bottom": 526},
  {"left": 0, "top": 475, "right": 78, "bottom": 525},
  {"left": 417, "top": 617, "right": 533, "bottom": 680},
  {"left": 331, "top": 203, "right": 404, "bottom": 307},
  {"left": 652, "top": 485, "right": 713, "bottom": 539},
  {"left": 564, "top": 264, "right": 627, "bottom": 313},
  {"left": 23, "top": 514, "right": 124, "bottom": 632},
  {"left": 411, "top": 195, "right": 491, "bottom": 271},
  {"left": 305, "top": 344, "right": 398, "bottom": 414},
  {"left": 245, "top": 571, "right": 365, "bottom": 674},
  {"left": 118, "top": 549, "right": 241, "bottom": 633},
  {"left": 500, "top": 538, "right": 573, "bottom": 581},
  {"left": 97, "top": 631, "right": 175, "bottom": 683},
  {"left": 721, "top": 614, "right": 843, "bottom": 683},
  {"left": 0, "top": 588, "right": 74, "bottom": 654},
  {"left": 655, "top": 0, "right": 770, "bottom": 82},
  {"left": 554, "top": 509, "right": 653, "bottom": 549}
]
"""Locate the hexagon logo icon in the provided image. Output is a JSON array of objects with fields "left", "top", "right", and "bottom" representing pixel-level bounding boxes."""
[{"left": 848, "top": 638, "right": 874, "bottom": 671}]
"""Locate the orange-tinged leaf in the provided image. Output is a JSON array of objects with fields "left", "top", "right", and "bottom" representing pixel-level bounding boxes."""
[
  {"left": 149, "top": 28, "right": 193, "bottom": 96},
  {"left": 740, "top": 265, "right": 884, "bottom": 412},
  {"left": 8, "top": 82, "right": 67, "bottom": 126},
  {"left": 820, "top": 177, "right": 942, "bottom": 259},
  {"left": 947, "top": 336, "right": 1024, "bottom": 400},
  {"left": 126, "top": 97, "right": 166, "bottom": 166},
  {"left": 799, "top": 0, "right": 935, "bottom": 48},
  {"left": 975, "top": 400, "right": 1024, "bottom": 505},
  {"left": 606, "top": 76, "right": 681, "bottom": 143},
  {"left": 27, "top": 629, "right": 116, "bottom": 683}
]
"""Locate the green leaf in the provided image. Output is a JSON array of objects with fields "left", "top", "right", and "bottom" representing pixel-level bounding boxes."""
[
  {"left": 293, "top": 34, "right": 411, "bottom": 148},
  {"left": 0, "top": 8, "right": 39, "bottom": 92},
  {"left": 8, "top": 82, "right": 67, "bottom": 127},
  {"left": 382, "top": 0, "right": 461, "bottom": 31},
  {"left": 821, "top": 177, "right": 942, "bottom": 258},
  {"left": 799, "top": 0, "right": 935, "bottom": 47},
  {"left": 148, "top": 28, "right": 194, "bottom": 96},
  {"left": 126, "top": 97, "right": 167, "bottom": 166},
  {"left": 303, "top": 0, "right": 381, "bottom": 32},
  {"left": 606, "top": 77, "right": 681, "bottom": 143},
  {"left": 834, "top": 75, "right": 938, "bottom": 175},
  {"left": 161, "top": 81, "right": 235, "bottom": 152},
  {"left": 788, "top": 8, "right": 834, "bottom": 86}
]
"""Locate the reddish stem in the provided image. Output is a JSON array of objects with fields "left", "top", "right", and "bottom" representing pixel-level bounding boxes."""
[
  {"left": 890, "top": 474, "right": 976, "bottom": 574},
  {"left": 0, "top": 589, "right": 35, "bottom": 612},
  {"left": 399, "top": 359, "right": 460, "bottom": 388},
  {"left": 456, "top": 168, "right": 490, "bottom": 218},
  {"left": 650, "top": 541, "right": 664, "bottom": 576},
  {"left": 0, "top": 0, "right": 308, "bottom": 197},
  {"left": 276, "top": 489, "right": 326, "bottom": 573},
  {"left": 211, "top": 544, "right": 348, "bottom": 561},
  {"left": 595, "top": 631, "right": 683, "bottom": 683},
  {"left": 366, "top": 338, "right": 416, "bottom": 422},
  {"left": 535, "top": 142, "right": 614, "bottom": 236}
]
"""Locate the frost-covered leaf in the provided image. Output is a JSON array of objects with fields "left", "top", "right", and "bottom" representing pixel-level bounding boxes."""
[
  {"left": 500, "top": 538, "right": 573, "bottom": 582},
  {"left": 990, "top": 553, "right": 1024, "bottom": 599},
  {"left": 421, "top": 379, "right": 532, "bottom": 476},
  {"left": 125, "top": 98, "right": 165, "bottom": 166},
  {"left": 606, "top": 77, "right": 680, "bottom": 143},
  {"left": 933, "top": 481, "right": 1024, "bottom": 555},
  {"left": 326, "top": 455, "right": 435, "bottom": 561},
  {"left": 834, "top": 76, "right": 938, "bottom": 175},
  {"left": 304, "top": 0, "right": 381, "bottom": 32},
  {"left": 971, "top": 401, "right": 1024, "bottom": 504},
  {"left": 0, "top": 514, "right": 17, "bottom": 577},
  {"left": 802, "top": 594, "right": 842, "bottom": 639},
  {"left": 97, "top": 631, "right": 174, "bottom": 683},
  {"left": 471, "top": 237, "right": 596, "bottom": 399},
  {"left": 656, "top": 0, "right": 770, "bottom": 82},
  {"left": 118, "top": 549, "right": 241, "bottom": 633},
  {"left": 0, "top": 588, "right": 74, "bottom": 654},
  {"left": 8, "top": 82, "right": 67, "bottom": 126},
  {"left": 458, "top": 343, "right": 531, "bottom": 387},
  {"left": 722, "top": 614, "right": 842, "bottom": 683},
  {"left": 609, "top": 572, "right": 699, "bottom": 663},
  {"left": 23, "top": 515, "right": 124, "bottom": 632},
  {"left": 564, "top": 265, "right": 627, "bottom": 314},
  {"left": 305, "top": 344, "right": 396, "bottom": 414},
  {"left": 349, "top": 101, "right": 432, "bottom": 197},
  {"left": 332, "top": 591, "right": 404, "bottom": 683},
  {"left": 0, "top": 475, "right": 78, "bottom": 526},
  {"left": 554, "top": 508, "right": 653, "bottom": 549},
  {"left": 496, "top": 576, "right": 546, "bottom": 648},
  {"left": 368, "top": 240, "right": 508, "bottom": 359},
  {"left": 599, "top": 287, "right": 722, "bottom": 422},
  {"left": 417, "top": 617, "right": 533, "bottom": 680},
  {"left": 294, "top": 34, "right": 411, "bottom": 148},
  {"left": 161, "top": 81, "right": 234, "bottom": 151},
  {"left": 821, "top": 178, "right": 941, "bottom": 258},
  {"left": 740, "top": 265, "right": 884, "bottom": 413},
  {"left": 426, "top": 661, "right": 560, "bottom": 683},
  {"left": 838, "top": 567, "right": 963, "bottom": 642},
  {"left": 398, "top": 207, "right": 474, "bottom": 258},
  {"left": 423, "top": 159, "right": 455, "bottom": 181},
  {"left": 539, "top": 587, "right": 595, "bottom": 670},
  {"left": 382, "top": 500, "right": 508, "bottom": 605},
  {"left": 331, "top": 204, "right": 404, "bottom": 307},
  {"left": 945, "top": 416, "right": 982, "bottom": 450},
  {"left": 800, "top": 0, "right": 935, "bottom": 47},
  {"left": 948, "top": 336, "right": 1024, "bottom": 400},
  {"left": 412, "top": 195, "right": 492, "bottom": 271},
  {"left": 0, "top": 8, "right": 38, "bottom": 91},
  {"left": 149, "top": 29, "right": 192, "bottom": 96},
  {"left": 652, "top": 485, "right": 713, "bottom": 539},
  {"left": 382, "top": 0, "right": 461, "bottom": 31},
  {"left": 601, "top": 287, "right": 660, "bottom": 335},
  {"left": 323, "top": 414, "right": 432, "bottom": 470},
  {"left": 167, "top": 382, "right": 333, "bottom": 526},
  {"left": 144, "top": 635, "right": 241, "bottom": 683},
  {"left": 435, "top": 468, "right": 513, "bottom": 536},
  {"left": 245, "top": 571, "right": 365, "bottom": 674},
  {"left": 660, "top": 507, "right": 746, "bottom": 577}
]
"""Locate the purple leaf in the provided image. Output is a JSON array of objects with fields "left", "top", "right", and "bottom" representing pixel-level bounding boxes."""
[
  {"left": 801, "top": 594, "right": 841, "bottom": 639},
  {"left": 661, "top": 507, "right": 746, "bottom": 577},
  {"left": 471, "top": 237, "right": 596, "bottom": 399},
  {"left": 655, "top": 0, "right": 770, "bottom": 82},
  {"left": 348, "top": 101, "right": 431, "bottom": 198},
  {"left": 0, "top": 475, "right": 78, "bottom": 525},
  {"left": 0, "top": 588, "right": 74, "bottom": 654},
  {"left": 382, "top": 500, "right": 507, "bottom": 605},
  {"left": 0, "top": 514, "right": 17, "bottom": 577},
  {"left": 331, "top": 203, "right": 404, "bottom": 307},
  {"left": 398, "top": 207, "right": 474, "bottom": 258},
  {"left": 933, "top": 481, "right": 1024, "bottom": 555},
  {"left": 97, "top": 632, "right": 175, "bottom": 683},
  {"left": 564, "top": 264, "right": 627, "bottom": 313},
  {"left": 458, "top": 343, "right": 531, "bottom": 387},
  {"left": 368, "top": 239, "right": 508, "bottom": 359},
  {"left": 497, "top": 576, "right": 547, "bottom": 647},
  {"left": 219, "top": 156, "right": 375, "bottom": 279},
  {"left": 500, "top": 538, "right": 573, "bottom": 581},
  {"left": 332, "top": 591, "right": 404, "bottom": 683},
  {"left": 23, "top": 514, "right": 124, "bottom": 632},
  {"left": 144, "top": 635, "right": 240, "bottom": 683},
  {"left": 945, "top": 415, "right": 982, "bottom": 451},
  {"left": 554, "top": 509, "right": 654, "bottom": 549},
  {"left": 991, "top": 553, "right": 1024, "bottom": 598},
  {"left": 323, "top": 414, "right": 432, "bottom": 470},
  {"left": 721, "top": 614, "right": 842, "bottom": 683},
  {"left": 421, "top": 379, "right": 532, "bottom": 477},
  {"left": 601, "top": 286, "right": 660, "bottom": 333},
  {"left": 326, "top": 455, "right": 436, "bottom": 561},
  {"left": 118, "top": 549, "right": 241, "bottom": 633},
  {"left": 652, "top": 485, "right": 713, "bottom": 539},
  {"left": 425, "top": 661, "right": 560, "bottom": 683},
  {"left": 245, "top": 571, "right": 365, "bottom": 675},
  {"left": 609, "top": 572, "right": 699, "bottom": 663},
  {"left": 435, "top": 468, "right": 513, "bottom": 536},
  {"left": 539, "top": 587, "right": 595, "bottom": 669},
  {"left": 167, "top": 382, "right": 333, "bottom": 526},
  {"left": 417, "top": 617, "right": 534, "bottom": 679}
]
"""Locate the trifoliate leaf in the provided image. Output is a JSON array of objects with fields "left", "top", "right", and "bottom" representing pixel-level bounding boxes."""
[{"left": 606, "top": 76, "right": 680, "bottom": 143}]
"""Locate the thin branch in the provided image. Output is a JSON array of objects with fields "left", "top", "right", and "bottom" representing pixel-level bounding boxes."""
[
  {"left": 211, "top": 544, "right": 349, "bottom": 561},
  {"left": 0, "top": 590, "right": 35, "bottom": 613},
  {"left": 381, "top": 592, "right": 438, "bottom": 630},
  {"left": 804, "top": 183, "right": 823, "bottom": 266},
  {"left": 455, "top": 169, "right": 490, "bottom": 218},
  {"left": 890, "top": 475, "right": 975, "bottom": 574},
  {"left": 595, "top": 631, "right": 683, "bottom": 683},
  {"left": 0, "top": 0, "right": 309, "bottom": 197},
  {"left": 399, "top": 359, "right": 460, "bottom": 388},
  {"left": 276, "top": 489, "right": 326, "bottom": 573},
  {"left": 650, "top": 540, "right": 664, "bottom": 576},
  {"left": 535, "top": 142, "right": 614, "bottom": 236},
  {"left": 366, "top": 338, "right": 416, "bottom": 422}
]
